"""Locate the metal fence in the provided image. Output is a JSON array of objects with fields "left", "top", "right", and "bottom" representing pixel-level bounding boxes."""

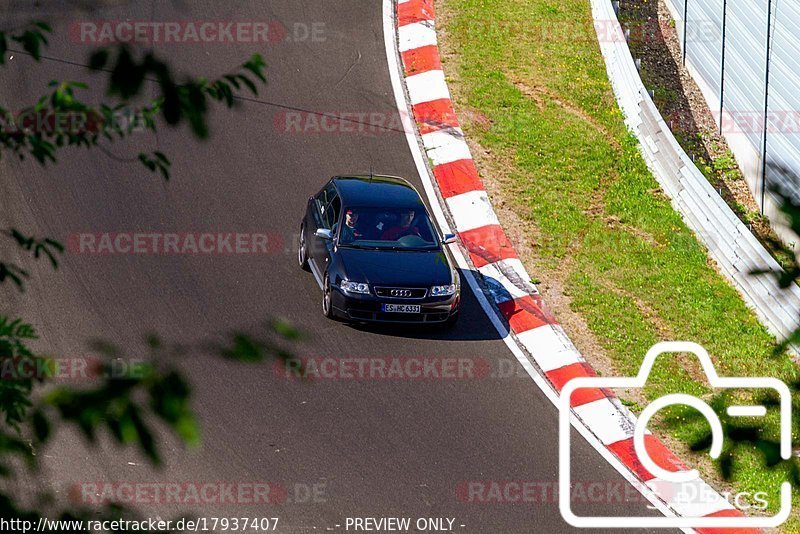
[
  {"left": 592, "top": 0, "right": 800, "bottom": 345},
  {"left": 664, "top": 0, "right": 800, "bottom": 213}
]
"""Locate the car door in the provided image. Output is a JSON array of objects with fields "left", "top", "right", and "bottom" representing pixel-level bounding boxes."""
[
  {"left": 305, "top": 181, "right": 334, "bottom": 263},
  {"left": 316, "top": 193, "right": 341, "bottom": 273},
  {"left": 308, "top": 182, "right": 341, "bottom": 273}
]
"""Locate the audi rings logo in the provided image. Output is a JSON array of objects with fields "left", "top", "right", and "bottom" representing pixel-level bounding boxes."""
[{"left": 390, "top": 289, "right": 412, "bottom": 297}]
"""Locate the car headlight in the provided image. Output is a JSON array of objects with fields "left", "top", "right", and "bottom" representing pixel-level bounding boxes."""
[
  {"left": 340, "top": 280, "right": 370, "bottom": 294},
  {"left": 430, "top": 284, "right": 456, "bottom": 296}
]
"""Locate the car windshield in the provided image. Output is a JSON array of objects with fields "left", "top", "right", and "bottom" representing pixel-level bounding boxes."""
[{"left": 336, "top": 206, "right": 440, "bottom": 250}]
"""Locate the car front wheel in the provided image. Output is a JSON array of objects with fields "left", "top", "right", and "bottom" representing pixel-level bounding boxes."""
[
  {"left": 298, "top": 225, "right": 310, "bottom": 271},
  {"left": 322, "top": 273, "right": 334, "bottom": 318}
]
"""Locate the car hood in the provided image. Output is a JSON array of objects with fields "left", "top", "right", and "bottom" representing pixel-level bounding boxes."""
[{"left": 337, "top": 247, "right": 453, "bottom": 287}]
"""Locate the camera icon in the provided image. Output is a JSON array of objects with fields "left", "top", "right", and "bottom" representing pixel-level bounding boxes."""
[{"left": 558, "top": 341, "right": 792, "bottom": 528}]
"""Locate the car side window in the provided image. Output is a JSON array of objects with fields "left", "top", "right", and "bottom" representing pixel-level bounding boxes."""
[
  {"left": 314, "top": 182, "right": 337, "bottom": 223},
  {"left": 324, "top": 194, "right": 341, "bottom": 230},
  {"left": 314, "top": 182, "right": 337, "bottom": 228}
]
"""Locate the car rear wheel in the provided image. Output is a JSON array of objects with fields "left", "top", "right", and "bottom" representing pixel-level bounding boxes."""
[
  {"left": 298, "top": 225, "right": 309, "bottom": 271},
  {"left": 322, "top": 273, "right": 334, "bottom": 318}
]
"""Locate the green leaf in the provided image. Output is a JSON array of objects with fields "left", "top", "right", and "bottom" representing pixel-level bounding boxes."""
[
  {"left": 719, "top": 451, "right": 733, "bottom": 480},
  {"left": 89, "top": 49, "right": 109, "bottom": 71},
  {"left": 243, "top": 54, "right": 267, "bottom": 83},
  {"left": 272, "top": 318, "right": 301, "bottom": 340},
  {"left": 43, "top": 239, "right": 64, "bottom": 252},
  {"left": 236, "top": 74, "right": 258, "bottom": 95},
  {"left": 175, "top": 414, "right": 200, "bottom": 446},
  {"left": 145, "top": 333, "right": 161, "bottom": 349},
  {"left": 118, "top": 412, "right": 138, "bottom": 444},
  {"left": 221, "top": 334, "right": 263, "bottom": 362},
  {"left": 223, "top": 74, "right": 240, "bottom": 90},
  {"left": 32, "top": 411, "right": 50, "bottom": 442},
  {"left": 109, "top": 47, "right": 145, "bottom": 99},
  {"left": 12, "top": 31, "right": 46, "bottom": 61},
  {"left": 137, "top": 152, "right": 156, "bottom": 171},
  {"left": 33, "top": 22, "right": 52, "bottom": 33},
  {"left": 0, "top": 34, "right": 7, "bottom": 65}
]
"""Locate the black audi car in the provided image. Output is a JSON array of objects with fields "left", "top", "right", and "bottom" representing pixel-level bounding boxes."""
[{"left": 298, "top": 175, "right": 460, "bottom": 326}]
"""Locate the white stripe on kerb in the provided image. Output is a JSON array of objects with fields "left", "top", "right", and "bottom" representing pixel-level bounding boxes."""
[
  {"left": 478, "top": 258, "right": 535, "bottom": 304},
  {"left": 574, "top": 398, "right": 646, "bottom": 445},
  {"left": 398, "top": 22, "right": 436, "bottom": 52},
  {"left": 445, "top": 190, "right": 499, "bottom": 232},
  {"left": 421, "top": 130, "right": 472, "bottom": 166},
  {"left": 421, "top": 127, "right": 464, "bottom": 149},
  {"left": 515, "top": 324, "right": 583, "bottom": 372},
  {"left": 405, "top": 70, "right": 450, "bottom": 105}
]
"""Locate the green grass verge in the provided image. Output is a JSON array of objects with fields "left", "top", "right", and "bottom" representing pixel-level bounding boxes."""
[{"left": 439, "top": 0, "right": 799, "bottom": 526}]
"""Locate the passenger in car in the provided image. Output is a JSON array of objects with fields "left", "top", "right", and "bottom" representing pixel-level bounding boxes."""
[
  {"left": 381, "top": 209, "right": 422, "bottom": 240},
  {"left": 338, "top": 208, "right": 366, "bottom": 242}
]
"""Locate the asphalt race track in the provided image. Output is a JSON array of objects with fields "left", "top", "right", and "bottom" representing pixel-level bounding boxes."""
[{"left": 1, "top": 1, "right": 674, "bottom": 532}]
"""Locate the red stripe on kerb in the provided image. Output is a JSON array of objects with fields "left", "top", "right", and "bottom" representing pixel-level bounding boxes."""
[
  {"left": 695, "top": 510, "right": 759, "bottom": 534},
  {"left": 398, "top": 0, "right": 435, "bottom": 26},
  {"left": 497, "top": 295, "right": 554, "bottom": 333},
  {"left": 401, "top": 45, "right": 442, "bottom": 76},
  {"left": 433, "top": 159, "right": 483, "bottom": 198},
  {"left": 458, "top": 224, "right": 516, "bottom": 268},
  {"left": 413, "top": 98, "right": 459, "bottom": 135},
  {"left": 545, "top": 363, "right": 609, "bottom": 407},
  {"left": 607, "top": 436, "right": 688, "bottom": 482}
]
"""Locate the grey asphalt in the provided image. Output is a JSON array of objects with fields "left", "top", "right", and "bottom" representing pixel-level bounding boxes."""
[{"left": 0, "top": 1, "right": 674, "bottom": 532}]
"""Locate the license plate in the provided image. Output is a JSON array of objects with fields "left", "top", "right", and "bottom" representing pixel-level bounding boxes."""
[{"left": 382, "top": 304, "right": 421, "bottom": 313}]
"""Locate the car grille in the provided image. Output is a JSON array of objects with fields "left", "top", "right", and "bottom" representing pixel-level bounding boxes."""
[
  {"left": 374, "top": 286, "right": 428, "bottom": 299},
  {"left": 348, "top": 309, "right": 449, "bottom": 323}
]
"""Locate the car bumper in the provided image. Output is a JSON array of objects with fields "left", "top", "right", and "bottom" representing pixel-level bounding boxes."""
[{"left": 331, "top": 288, "right": 460, "bottom": 323}]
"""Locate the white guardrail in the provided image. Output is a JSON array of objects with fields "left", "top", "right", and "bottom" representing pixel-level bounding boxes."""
[{"left": 590, "top": 0, "right": 800, "bottom": 347}]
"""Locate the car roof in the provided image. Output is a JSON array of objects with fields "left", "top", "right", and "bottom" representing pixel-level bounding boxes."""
[{"left": 332, "top": 175, "right": 425, "bottom": 209}]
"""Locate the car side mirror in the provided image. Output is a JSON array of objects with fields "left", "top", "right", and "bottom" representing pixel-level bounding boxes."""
[
  {"left": 315, "top": 228, "right": 333, "bottom": 240},
  {"left": 442, "top": 233, "right": 457, "bottom": 244}
]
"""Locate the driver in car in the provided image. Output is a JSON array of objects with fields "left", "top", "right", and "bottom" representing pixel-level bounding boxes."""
[
  {"left": 338, "top": 208, "right": 365, "bottom": 242},
  {"left": 380, "top": 209, "right": 421, "bottom": 241}
]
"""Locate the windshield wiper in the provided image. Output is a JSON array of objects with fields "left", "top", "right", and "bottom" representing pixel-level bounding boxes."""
[
  {"left": 339, "top": 243, "right": 381, "bottom": 250},
  {"left": 341, "top": 243, "right": 437, "bottom": 251},
  {"left": 384, "top": 246, "right": 438, "bottom": 252}
]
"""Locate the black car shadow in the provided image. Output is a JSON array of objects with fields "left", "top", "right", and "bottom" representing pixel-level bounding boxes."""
[{"left": 346, "top": 268, "right": 509, "bottom": 341}]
